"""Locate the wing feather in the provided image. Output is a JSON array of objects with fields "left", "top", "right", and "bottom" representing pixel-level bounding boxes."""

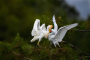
[
  {"left": 40, "top": 24, "right": 46, "bottom": 31},
  {"left": 53, "top": 23, "right": 78, "bottom": 42},
  {"left": 31, "top": 19, "right": 40, "bottom": 36},
  {"left": 52, "top": 15, "right": 58, "bottom": 32}
]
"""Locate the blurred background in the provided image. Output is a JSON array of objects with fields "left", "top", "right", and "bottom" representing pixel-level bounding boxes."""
[{"left": 0, "top": 0, "right": 90, "bottom": 60}]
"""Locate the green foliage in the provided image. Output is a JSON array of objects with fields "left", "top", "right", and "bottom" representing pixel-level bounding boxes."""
[
  {"left": 81, "top": 21, "right": 90, "bottom": 30},
  {"left": 12, "top": 33, "right": 25, "bottom": 47},
  {"left": 12, "top": 33, "right": 33, "bottom": 56},
  {"left": 0, "top": 33, "right": 89, "bottom": 60},
  {"left": 21, "top": 44, "right": 33, "bottom": 56},
  {"left": 0, "top": 41, "right": 13, "bottom": 60},
  {"left": 0, "top": 41, "right": 12, "bottom": 54}
]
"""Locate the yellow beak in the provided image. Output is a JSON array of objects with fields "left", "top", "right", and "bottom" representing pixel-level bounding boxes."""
[{"left": 49, "top": 29, "right": 52, "bottom": 33}]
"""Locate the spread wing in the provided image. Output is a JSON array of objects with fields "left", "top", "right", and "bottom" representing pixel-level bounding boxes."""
[
  {"left": 52, "top": 15, "right": 58, "bottom": 32},
  {"left": 31, "top": 19, "right": 40, "bottom": 36},
  {"left": 52, "top": 23, "right": 78, "bottom": 42},
  {"left": 40, "top": 24, "right": 46, "bottom": 31}
]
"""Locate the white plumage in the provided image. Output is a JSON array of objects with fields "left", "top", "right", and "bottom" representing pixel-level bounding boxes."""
[
  {"left": 31, "top": 19, "right": 53, "bottom": 46},
  {"left": 31, "top": 19, "right": 40, "bottom": 36},
  {"left": 48, "top": 15, "right": 78, "bottom": 47}
]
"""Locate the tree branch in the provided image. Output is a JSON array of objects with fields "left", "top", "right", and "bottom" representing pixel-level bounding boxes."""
[
  {"left": 12, "top": 51, "right": 32, "bottom": 60},
  {"left": 73, "top": 29, "right": 90, "bottom": 32},
  {"left": 62, "top": 41, "right": 90, "bottom": 56}
]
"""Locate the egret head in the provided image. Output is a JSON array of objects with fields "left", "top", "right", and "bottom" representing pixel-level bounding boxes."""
[{"left": 47, "top": 25, "right": 53, "bottom": 33}]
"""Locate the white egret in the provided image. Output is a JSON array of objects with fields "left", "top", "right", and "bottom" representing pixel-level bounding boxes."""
[
  {"left": 31, "top": 19, "right": 53, "bottom": 46},
  {"left": 48, "top": 15, "right": 78, "bottom": 47}
]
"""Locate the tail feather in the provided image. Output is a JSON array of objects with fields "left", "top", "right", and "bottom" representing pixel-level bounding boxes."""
[{"left": 30, "top": 36, "right": 39, "bottom": 42}]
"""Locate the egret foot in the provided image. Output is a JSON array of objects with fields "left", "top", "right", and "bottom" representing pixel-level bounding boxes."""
[{"left": 37, "top": 41, "right": 41, "bottom": 47}]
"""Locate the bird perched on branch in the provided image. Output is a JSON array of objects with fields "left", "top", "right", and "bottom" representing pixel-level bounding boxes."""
[
  {"left": 31, "top": 19, "right": 53, "bottom": 46},
  {"left": 48, "top": 15, "right": 78, "bottom": 47}
]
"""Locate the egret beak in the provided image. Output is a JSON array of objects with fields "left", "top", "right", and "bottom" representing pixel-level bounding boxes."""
[
  {"left": 49, "top": 29, "right": 52, "bottom": 33},
  {"left": 49, "top": 25, "right": 53, "bottom": 33}
]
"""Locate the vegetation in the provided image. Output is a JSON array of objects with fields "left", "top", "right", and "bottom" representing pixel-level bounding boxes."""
[{"left": 0, "top": 0, "right": 90, "bottom": 60}]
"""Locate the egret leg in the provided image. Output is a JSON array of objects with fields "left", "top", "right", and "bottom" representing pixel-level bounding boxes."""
[
  {"left": 37, "top": 41, "right": 39, "bottom": 46},
  {"left": 37, "top": 41, "right": 41, "bottom": 47}
]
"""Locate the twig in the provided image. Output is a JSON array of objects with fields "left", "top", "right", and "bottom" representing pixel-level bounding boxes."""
[
  {"left": 12, "top": 51, "right": 31, "bottom": 60},
  {"left": 73, "top": 29, "right": 90, "bottom": 32},
  {"left": 12, "top": 51, "right": 21, "bottom": 56},
  {"left": 62, "top": 41, "right": 90, "bottom": 56},
  {"left": 79, "top": 56, "right": 90, "bottom": 60},
  {"left": 24, "top": 57, "right": 32, "bottom": 60}
]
